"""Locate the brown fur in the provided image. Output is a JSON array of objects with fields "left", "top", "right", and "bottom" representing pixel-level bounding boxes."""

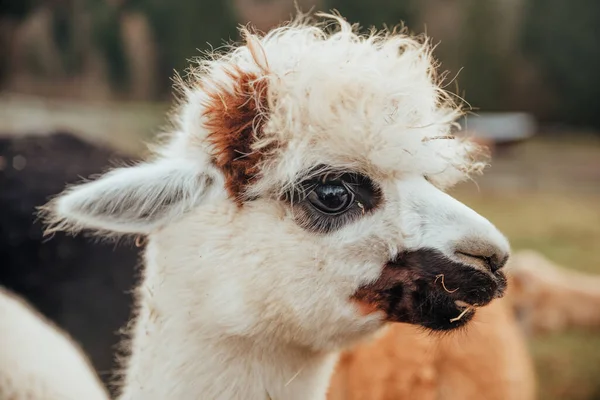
[
  {"left": 506, "top": 251, "right": 600, "bottom": 334},
  {"left": 203, "top": 67, "right": 270, "bottom": 202},
  {"left": 328, "top": 297, "right": 536, "bottom": 400}
]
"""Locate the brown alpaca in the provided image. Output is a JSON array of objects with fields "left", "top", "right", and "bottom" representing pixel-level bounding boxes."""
[
  {"left": 328, "top": 297, "right": 535, "bottom": 400},
  {"left": 507, "top": 250, "right": 600, "bottom": 334}
]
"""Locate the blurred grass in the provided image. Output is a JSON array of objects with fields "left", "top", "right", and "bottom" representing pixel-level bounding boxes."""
[
  {"left": 452, "top": 153, "right": 600, "bottom": 400},
  {"left": 532, "top": 331, "right": 600, "bottom": 400}
]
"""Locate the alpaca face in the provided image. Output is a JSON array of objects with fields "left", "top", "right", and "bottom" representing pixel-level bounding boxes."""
[{"left": 45, "top": 15, "right": 509, "bottom": 350}]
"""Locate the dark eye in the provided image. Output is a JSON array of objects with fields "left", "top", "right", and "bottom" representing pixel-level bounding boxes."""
[{"left": 307, "top": 183, "right": 354, "bottom": 214}]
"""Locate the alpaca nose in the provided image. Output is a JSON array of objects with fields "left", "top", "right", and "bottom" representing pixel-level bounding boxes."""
[
  {"left": 453, "top": 239, "right": 509, "bottom": 273},
  {"left": 396, "top": 179, "right": 511, "bottom": 272}
]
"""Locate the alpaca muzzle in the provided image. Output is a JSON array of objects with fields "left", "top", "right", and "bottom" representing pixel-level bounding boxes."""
[{"left": 351, "top": 248, "right": 507, "bottom": 331}]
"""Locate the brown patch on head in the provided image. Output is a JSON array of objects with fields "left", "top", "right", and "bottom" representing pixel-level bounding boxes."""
[{"left": 202, "top": 67, "right": 271, "bottom": 203}]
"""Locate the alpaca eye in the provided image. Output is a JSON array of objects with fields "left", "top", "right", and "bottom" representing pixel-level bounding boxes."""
[
  {"left": 286, "top": 168, "right": 382, "bottom": 233},
  {"left": 307, "top": 183, "right": 354, "bottom": 214}
]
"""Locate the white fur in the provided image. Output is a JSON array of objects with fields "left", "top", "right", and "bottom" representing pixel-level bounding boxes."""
[
  {"left": 44, "top": 14, "right": 509, "bottom": 400},
  {"left": 0, "top": 287, "right": 109, "bottom": 400}
]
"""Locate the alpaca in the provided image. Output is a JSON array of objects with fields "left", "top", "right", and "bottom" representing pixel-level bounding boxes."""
[
  {"left": 44, "top": 14, "right": 510, "bottom": 400},
  {"left": 0, "top": 286, "right": 109, "bottom": 400}
]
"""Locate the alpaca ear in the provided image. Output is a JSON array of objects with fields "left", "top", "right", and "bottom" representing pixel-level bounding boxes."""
[{"left": 44, "top": 158, "right": 213, "bottom": 235}]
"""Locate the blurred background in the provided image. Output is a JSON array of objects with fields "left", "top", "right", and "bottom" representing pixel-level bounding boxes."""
[{"left": 0, "top": 1, "right": 599, "bottom": 400}]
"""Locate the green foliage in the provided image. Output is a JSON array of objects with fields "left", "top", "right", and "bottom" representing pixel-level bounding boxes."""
[
  {"left": 325, "top": 0, "right": 416, "bottom": 32},
  {"left": 87, "top": 0, "right": 238, "bottom": 95},
  {"left": 521, "top": 0, "right": 600, "bottom": 128},
  {"left": 0, "top": 0, "right": 37, "bottom": 19},
  {"left": 456, "top": 0, "right": 508, "bottom": 111},
  {"left": 88, "top": 1, "right": 128, "bottom": 87},
  {"left": 23, "top": 0, "right": 599, "bottom": 128},
  {"left": 85, "top": 0, "right": 415, "bottom": 97},
  {"left": 133, "top": 0, "right": 237, "bottom": 80}
]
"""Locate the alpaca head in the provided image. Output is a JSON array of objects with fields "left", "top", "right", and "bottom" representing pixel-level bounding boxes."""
[{"left": 45, "top": 14, "right": 509, "bottom": 351}]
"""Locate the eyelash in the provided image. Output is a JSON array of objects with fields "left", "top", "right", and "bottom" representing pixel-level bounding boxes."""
[
  {"left": 287, "top": 172, "right": 381, "bottom": 234},
  {"left": 297, "top": 204, "right": 364, "bottom": 233}
]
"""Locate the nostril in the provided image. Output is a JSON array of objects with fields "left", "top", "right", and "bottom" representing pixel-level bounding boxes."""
[
  {"left": 454, "top": 251, "right": 507, "bottom": 273},
  {"left": 453, "top": 238, "right": 510, "bottom": 273},
  {"left": 488, "top": 255, "right": 507, "bottom": 273}
]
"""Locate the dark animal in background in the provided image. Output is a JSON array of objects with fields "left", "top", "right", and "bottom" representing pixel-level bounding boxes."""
[{"left": 0, "top": 132, "right": 140, "bottom": 394}]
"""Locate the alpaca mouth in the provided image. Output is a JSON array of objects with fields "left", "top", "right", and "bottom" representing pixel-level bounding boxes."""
[{"left": 351, "top": 248, "right": 507, "bottom": 331}]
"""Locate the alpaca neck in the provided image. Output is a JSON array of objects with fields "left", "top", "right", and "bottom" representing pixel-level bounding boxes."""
[
  {"left": 118, "top": 245, "right": 338, "bottom": 400},
  {"left": 119, "top": 302, "right": 338, "bottom": 400}
]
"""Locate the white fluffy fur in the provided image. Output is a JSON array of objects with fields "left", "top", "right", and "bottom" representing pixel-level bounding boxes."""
[
  {"left": 0, "top": 287, "right": 109, "bottom": 400},
  {"left": 44, "top": 14, "right": 509, "bottom": 400},
  {"left": 172, "top": 14, "right": 484, "bottom": 198}
]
